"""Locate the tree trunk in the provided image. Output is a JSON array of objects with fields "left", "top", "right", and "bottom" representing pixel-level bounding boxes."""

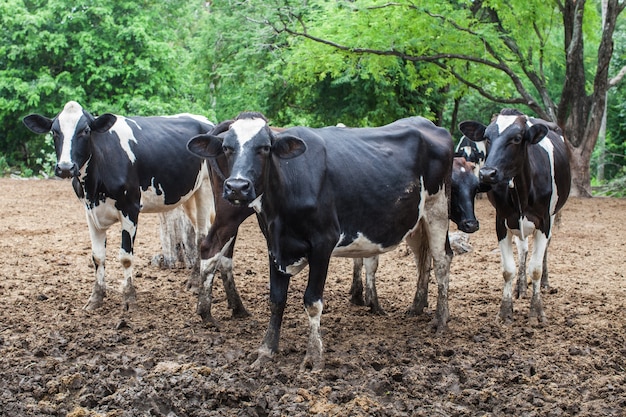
[{"left": 153, "top": 207, "right": 197, "bottom": 269}]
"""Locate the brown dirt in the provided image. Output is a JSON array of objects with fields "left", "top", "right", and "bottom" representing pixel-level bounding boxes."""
[{"left": 0, "top": 177, "right": 625, "bottom": 417}]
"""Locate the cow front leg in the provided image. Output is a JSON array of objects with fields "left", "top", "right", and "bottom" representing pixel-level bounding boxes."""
[
  {"left": 349, "top": 258, "right": 365, "bottom": 306},
  {"left": 252, "top": 265, "right": 290, "bottom": 369},
  {"left": 197, "top": 256, "right": 219, "bottom": 327},
  {"left": 363, "top": 256, "right": 385, "bottom": 315},
  {"left": 514, "top": 236, "right": 529, "bottom": 299},
  {"left": 218, "top": 256, "right": 250, "bottom": 318},
  {"left": 528, "top": 232, "right": 549, "bottom": 325},
  {"left": 119, "top": 215, "right": 138, "bottom": 312},
  {"left": 85, "top": 220, "right": 107, "bottom": 311},
  {"left": 499, "top": 233, "right": 516, "bottom": 323},
  {"left": 300, "top": 252, "right": 331, "bottom": 372}
]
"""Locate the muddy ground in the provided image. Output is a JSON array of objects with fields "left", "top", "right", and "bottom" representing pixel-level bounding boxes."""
[{"left": 0, "top": 177, "right": 624, "bottom": 416}]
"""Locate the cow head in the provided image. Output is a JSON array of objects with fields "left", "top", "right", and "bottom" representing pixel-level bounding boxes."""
[
  {"left": 450, "top": 157, "right": 489, "bottom": 233},
  {"left": 187, "top": 112, "right": 306, "bottom": 206},
  {"left": 23, "top": 101, "right": 117, "bottom": 179},
  {"left": 459, "top": 109, "right": 548, "bottom": 187}
]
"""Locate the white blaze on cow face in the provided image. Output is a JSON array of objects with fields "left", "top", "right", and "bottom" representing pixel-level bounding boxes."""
[
  {"left": 109, "top": 117, "right": 139, "bottom": 163},
  {"left": 494, "top": 115, "right": 519, "bottom": 135},
  {"left": 57, "top": 101, "right": 85, "bottom": 167},
  {"left": 231, "top": 117, "right": 267, "bottom": 146}
]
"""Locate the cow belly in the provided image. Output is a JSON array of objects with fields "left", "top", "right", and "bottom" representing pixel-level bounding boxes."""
[
  {"left": 139, "top": 170, "right": 207, "bottom": 213},
  {"left": 332, "top": 232, "right": 399, "bottom": 258},
  {"left": 505, "top": 216, "right": 536, "bottom": 240}
]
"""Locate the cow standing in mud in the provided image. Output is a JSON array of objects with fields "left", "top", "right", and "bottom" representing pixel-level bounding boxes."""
[
  {"left": 188, "top": 112, "right": 453, "bottom": 371},
  {"left": 460, "top": 108, "right": 570, "bottom": 324},
  {"left": 22, "top": 101, "right": 234, "bottom": 313}
]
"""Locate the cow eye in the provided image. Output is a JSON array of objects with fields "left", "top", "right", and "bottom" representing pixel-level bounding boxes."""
[
  {"left": 82, "top": 127, "right": 91, "bottom": 136},
  {"left": 511, "top": 135, "right": 522, "bottom": 144},
  {"left": 259, "top": 145, "right": 270, "bottom": 155},
  {"left": 222, "top": 145, "right": 234, "bottom": 156}
]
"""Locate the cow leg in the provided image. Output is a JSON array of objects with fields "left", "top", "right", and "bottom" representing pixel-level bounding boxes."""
[
  {"left": 540, "top": 239, "right": 550, "bottom": 289},
  {"left": 423, "top": 196, "right": 453, "bottom": 332},
  {"left": 363, "top": 256, "right": 385, "bottom": 315},
  {"left": 218, "top": 256, "right": 250, "bottom": 318},
  {"left": 514, "top": 236, "right": 529, "bottom": 299},
  {"left": 119, "top": 214, "right": 138, "bottom": 312},
  {"left": 349, "top": 258, "right": 365, "bottom": 306},
  {"left": 528, "top": 231, "right": 550, "bottom": 325},
  {"left": 197, "top": 256, "right": 220, "bottom": 327},
  {"left": 407, "top": 221, "right": 431, "bottom": 316},
  {"left": 253, "top": 265, "right": 291, "bottom": 369},
  {"left": 84, "top": 215, "right": 107, "bottom": 311},
  {"left": 498, "top": 233, "right": 517, "bottom": 323},
  {"left": 301, "top": 251, "right": 332, "bottom": 372}
]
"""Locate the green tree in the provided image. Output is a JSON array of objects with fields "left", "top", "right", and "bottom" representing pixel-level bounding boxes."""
[
  {"left": 0, "top": 0, "right": 209, "bottom": 174},
  {"left": 251, "top": 0, "right": 625, "bottom": 196}
]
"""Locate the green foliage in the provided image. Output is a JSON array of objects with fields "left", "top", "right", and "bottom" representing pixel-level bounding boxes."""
[{"left": 0, "top": 0, "right": 210, "bottom": 176}]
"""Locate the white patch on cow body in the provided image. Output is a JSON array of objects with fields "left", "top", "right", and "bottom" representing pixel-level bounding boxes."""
[
  {"left": 537, "top": 137, "right": 559, "bottom": 216},
  {"left": 248, "top": 194, "right": 263, "bottom": 213},
  {"left": 58, "top": 101, "right": 84, "bottom": 166},
  {"left": 162, "top": 113, "right": 213, "bottom": 125},
  {"left": 109, "top": 116, "right": 138, "bottom": 163},
  {"left": 333, "top": 233, "right": 395, "bottom": 258},
  {"left": 506, "top": 216, "right": 536, "bottom": 240}
]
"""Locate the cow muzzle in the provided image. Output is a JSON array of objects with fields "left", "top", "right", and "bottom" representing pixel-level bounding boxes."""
[
  {"left": 55, "top": 162, "right": 79, "bottom": 179},
  {"left": 223, "top": 178, "right": 255, "bottom": 206},
  {"left": 458, "top": 219, "right": 479, "bottom": 234},
  {"left": 479, "top": 167, "right": 498, "bottom": 185}
]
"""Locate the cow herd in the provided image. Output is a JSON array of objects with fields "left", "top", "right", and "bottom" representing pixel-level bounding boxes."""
[{"left": 23, "top": 103, "right": 570, "bottom": 371}]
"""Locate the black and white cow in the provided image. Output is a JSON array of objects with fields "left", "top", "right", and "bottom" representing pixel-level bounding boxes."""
[
  {"left": 454, "top": 135, "right": 489, "bottom": 177},
  {"left": 350, "top": 156, "right": 484, "bottom": 315},
  {"left": 23, "top": 101, "right": 217, "bottom": 312},
  {"left": 459, "top": 108, "right": 570, "bottom": 324},
  {"left": 188, "top": 112, "right": 453, "bottom": 371}
]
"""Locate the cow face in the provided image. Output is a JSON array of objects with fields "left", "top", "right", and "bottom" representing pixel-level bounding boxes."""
[
  {"left": 450, "top": 157, "right": 480, "bottom": 233},
  {"left": 23, "top": 101, "right": 117, "bottom": 179},
  {"left": 459, "top": 114, "right": 548, "bottom": 187},
  {"left": 187, "top": 112, "right": 306, "bottom": 206}
]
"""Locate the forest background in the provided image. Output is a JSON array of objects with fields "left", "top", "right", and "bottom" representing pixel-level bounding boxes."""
[{"left": 1, "top": 0, "right": 625, "bottom": 196}]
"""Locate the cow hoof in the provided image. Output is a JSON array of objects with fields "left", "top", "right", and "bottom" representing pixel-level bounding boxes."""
[
  {"left": 232, "top": 308, "right": 251, "bottom": 319},
  {"left": 349, "top": 293, "right": 365, "bottom": 306},
  {"left": 368, "top": 305, "right": 387, "bottom": 316},
  {"left": 83, "top": 300, "right": 102, "bottom": 311},
  {"left": 124, "top": 299, "right": 138, "bottom": 313},
  {"left": 300, "top": 356, "right": 324, "bottom": 373}
]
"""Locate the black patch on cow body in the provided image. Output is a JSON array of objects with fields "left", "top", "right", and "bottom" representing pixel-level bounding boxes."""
[{"left": 256, "top": 118, "right": 451, "bottom": 266}]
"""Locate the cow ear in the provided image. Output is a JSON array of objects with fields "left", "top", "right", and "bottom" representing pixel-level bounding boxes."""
[
  {"left": 187, "top": 134, "right": 223, "bottom": 158},
  {"left": 23, "top": 114, "right": 53, "bottom": 134},
  {"left": 272, "top": 135, "right": 306, "bottom": 159},
  {"left": 91, "top": 113, "right": 117, "bottom": 133},
  {"left": 527, "top": 123, "right": 548, "bottom": 145},
  {"left": 459, "top": 121, "right": 487, "bottom": 142}
]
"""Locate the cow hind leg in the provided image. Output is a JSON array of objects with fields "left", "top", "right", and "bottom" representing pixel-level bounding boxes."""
[
  {"left": 540, "top": 239, "right": 550, "bottom": 289},
  {"left": 514, "top": 236, "right": 529, "bottom": 299},
  {"left": 119, "top": 215, "right": 138, "bottom": 312},
  {"left": 85, "top": 222, "right": 107, "bottom": 311},
  {"left": 406, "top": 221, "right": 431, "bottom": 317},
  {"left": 363, "top": 256, "right": 385, "bottom": 315},
  {"left": 349, "top": 258, "right": 365, "bottom": 306},
  {"left": 528, "top": 232, "right": 550, "bottom": 325}
]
